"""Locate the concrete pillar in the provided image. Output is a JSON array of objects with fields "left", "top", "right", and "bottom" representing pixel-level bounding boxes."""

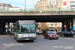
[
  {"left": 73, "top": 18, "right": 75, "bottom": 30},
  {"left": 70, "top": 22, "right": 72, "bottom": 30},
  {"left": 62, "top": 22, "right": 64, "bottom": 31},
  {"left": 71, "top": 19, "right": 73, "bottom": 30},
  {"left": 62, "top": 21, "right": 67, "bottom": 31},
  {"left": 67, "top": 22, "right": 70, "bottom": 30},
  {"left": 66, "top": 20, "right": 70, "bottom": 30},
  {"left": 64, "top": 21, "right": 67, "bottom": 30}
]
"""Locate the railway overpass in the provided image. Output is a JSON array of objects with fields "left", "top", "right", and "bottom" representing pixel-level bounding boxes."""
[
  {"left": 0, "top": 11, "right": 75, "bottom": 15},
  {"left": 0, "top": 11, "right": 75, "bottom": 34}
]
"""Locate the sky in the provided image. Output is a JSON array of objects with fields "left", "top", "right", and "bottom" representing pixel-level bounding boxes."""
[{"left": 0, "top": 0, "right": 39, "bottom": 9}]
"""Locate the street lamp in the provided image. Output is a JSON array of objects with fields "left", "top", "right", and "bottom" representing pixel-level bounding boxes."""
[
  {"left": 25, "top": 0, "right": 26, "bottom": 12},
  {"left": 32, "top": 0, "right": 33, "bottom": 10}
]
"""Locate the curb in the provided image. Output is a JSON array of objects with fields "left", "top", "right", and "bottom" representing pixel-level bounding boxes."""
[{"left": 0, "top": 35, "right": 13, "bottom": 38}]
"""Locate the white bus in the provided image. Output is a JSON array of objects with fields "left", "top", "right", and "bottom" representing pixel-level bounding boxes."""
[{"left": 13, "top": 20, "right": 36, "bottom": 42}]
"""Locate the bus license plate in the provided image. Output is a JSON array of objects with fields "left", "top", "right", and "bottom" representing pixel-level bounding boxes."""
[{"left": 25, "top": 38, "right": 29, "bottom": 40}]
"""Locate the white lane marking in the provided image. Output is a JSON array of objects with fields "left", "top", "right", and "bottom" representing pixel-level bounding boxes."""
[{"left": 1, "top": 43, "right": 24, "bottom": 49}]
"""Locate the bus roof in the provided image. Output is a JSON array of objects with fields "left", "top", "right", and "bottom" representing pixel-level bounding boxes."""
[
  {"left": 17, "top": 20, "right": 35, "bottom": 24},
  {"left": 17, "top": 20, "right": 35, "bottom": 22}
]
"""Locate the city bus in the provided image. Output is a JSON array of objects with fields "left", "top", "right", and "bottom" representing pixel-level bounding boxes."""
[{"left": 13, "top": 20, "right": 36, "bottom": 42}]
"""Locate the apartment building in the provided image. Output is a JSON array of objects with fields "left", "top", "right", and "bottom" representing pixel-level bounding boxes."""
[
  {"left": 34, "top": 0, "right": 62, "bottom": 10},
  {"left": 62, "top": 0, "right": 70, "bottom": 9},
  {"left": 0, "top": 3, "right": 12, "bottom": 10},
  {"left": 9, "top": 7, "right": 21, "bottom": 11},
  {"left": 37, "top": 22, "right": 62, "bottom": 32},
  {"left": 70, "top": 0, "right": 75, "bottom": 8},
  {"left": 34, "top": 0, "right": 74, "bottom": 11},
  {"left": 34, "top": 0, "right": 48, "bottom": 10}
]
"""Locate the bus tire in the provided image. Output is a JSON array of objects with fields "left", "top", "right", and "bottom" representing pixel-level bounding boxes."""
[{"left": 16, "top": 39, "right": 20, "bottom": 42}]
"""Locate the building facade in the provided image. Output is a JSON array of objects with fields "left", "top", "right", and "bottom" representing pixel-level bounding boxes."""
[
  {"left": 34, "top": 0, "right": 63, "bottom": 10},
  {"left": 62, "top": 0, "right": 70, "bottom": 10},
  {"left": 37, "top": 22, "right": 62, "bottom": 32},
  {"left": 9, "top": 7, "right": 21, "bottom": 11},
  {"left": 70, "top": 0, "right": 75, "bottom": 8},
  {"left": 0, "top": 3, "right": 12, "bottom": 10},
  {"left": 0, "top": 3, "right": 21, "bottom": 11},
  {"left": 34, "top": 0, "right": 48, "bottom": 10},
  {"left": 34, "top": 0, "right": 73, "bottom": 11}
]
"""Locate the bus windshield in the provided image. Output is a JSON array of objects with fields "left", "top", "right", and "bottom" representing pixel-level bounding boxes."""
[{"left": 20, "top": 24, "right": 35, "bottom": 33}]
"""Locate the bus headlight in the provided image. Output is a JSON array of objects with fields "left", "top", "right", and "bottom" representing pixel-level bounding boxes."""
[
  {"left": 32, "top": 34, "right": 36, "bottom": 37},
  {"left": 18, "top": 34, "right": 22, "bottom": 38}
]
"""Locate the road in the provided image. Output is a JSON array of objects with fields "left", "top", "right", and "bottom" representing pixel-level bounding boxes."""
[{"left": 0, "top": 35, "right": 75, "bottom": 50}]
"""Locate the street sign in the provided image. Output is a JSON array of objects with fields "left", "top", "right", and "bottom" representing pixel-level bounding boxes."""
[
  {"left": 64, "top": 25, "right": 66, "bottom": 28},
  {"left": 5, "top": 25, "right": 8, "bottom": 28},
  {"left": 63, "top": 2, "right": 67, "bottom": 5}
]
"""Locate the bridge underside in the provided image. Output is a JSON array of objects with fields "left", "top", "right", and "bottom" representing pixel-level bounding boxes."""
[
  {"left": 0, "top": 15, "right": 74, "bottom": 22},
  {"left": 0, "top": 15, "right": 74, "bottom": 34}
]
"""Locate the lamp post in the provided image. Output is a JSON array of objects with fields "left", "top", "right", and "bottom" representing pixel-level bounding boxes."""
[
  {"left": 25, "top": 0, "right": 26, "bottom": 12},
  {"left": 32, "top": 0, "right": 33, "bottom": 10}
]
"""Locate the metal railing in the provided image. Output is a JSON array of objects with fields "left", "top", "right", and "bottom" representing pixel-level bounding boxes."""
[{"left": 0, "top": 8, "right": 75, "bottom": 13}]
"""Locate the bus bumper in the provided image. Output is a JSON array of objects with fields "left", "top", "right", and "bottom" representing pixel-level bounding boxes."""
[{"left": 16, "top": 37, "right": 36, "bottom": 41}]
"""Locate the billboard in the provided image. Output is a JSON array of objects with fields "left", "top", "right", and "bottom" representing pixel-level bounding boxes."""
[{"left": 63, "top": 1, "right": 67, "bottom": 5}]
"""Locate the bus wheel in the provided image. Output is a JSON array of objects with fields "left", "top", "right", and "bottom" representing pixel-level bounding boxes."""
[
  {"left": 14, "top": 36, "right": 15, "bottom": 39},
  {"left": 16, "top": 39, "right": 20, "bottom": 42}
]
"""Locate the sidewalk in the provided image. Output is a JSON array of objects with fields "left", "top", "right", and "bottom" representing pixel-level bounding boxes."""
[{"left": 0, "top": 35, "right": 13, "bottom": 38}]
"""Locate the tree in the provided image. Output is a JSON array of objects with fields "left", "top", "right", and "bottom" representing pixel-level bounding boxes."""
[
  {"left": 54, "top": 27, "right": 57, "bottom": 30},
  {"left": 46, "top": 24, "right": 49, "bottom": 29}
]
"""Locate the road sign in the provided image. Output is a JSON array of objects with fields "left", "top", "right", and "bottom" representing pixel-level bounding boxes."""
[
  {"left": 64, "top": 25, "right": 66, "bottom": 28},
  {"left": 63, "top": 2, "right": 67, "bottom": 5},
  {"left": 5, "top": 25, "right": 8, "bottom": 28}
]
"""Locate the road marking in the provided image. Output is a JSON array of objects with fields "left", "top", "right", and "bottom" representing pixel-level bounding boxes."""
[{"left": 1, "top": 43, "right": 24, "bottom": 49}]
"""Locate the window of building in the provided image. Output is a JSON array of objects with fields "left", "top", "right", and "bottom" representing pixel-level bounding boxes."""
[
  {"left": 47, "top": 24, "right": 49, "bottom": 26},
  {"left": 51, "top": 24, "right": 53, "bottom": 27},
  {"left": 41, "top": 1, "right": 42, "bottom": 3},
  {"left": 41, "top": 5, "right": 42, "bottom": 8},
  {"left": 47, "top": 5, "right": 49, "bottom": 8},
  {"left": 38, "top": 23, "right": 40, "bottom": 24},
  {"left": 1, "top": 4, "right": 3, "bottom": 5},
  {"left": 59, "top": 24, "right": 60, "bottom": 27},
  {"left": 50, "top": 4, "right": 53, "bottom": 8},
  {"left": 55, "top": 5, "right": 57, "bottom": 8},
  {"left": 47, "top": 23, "right": 49, "bottom": 26},
  {"left": 38, "top": 23, "right": 40, "bottom": 26},
  {"left": 55, "top": 24, "right": 57, "bottom": 27}
]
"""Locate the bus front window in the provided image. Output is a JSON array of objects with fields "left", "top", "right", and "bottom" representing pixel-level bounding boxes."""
[{"left": 20, "top": 24, "right": 35, "bottom": 32}]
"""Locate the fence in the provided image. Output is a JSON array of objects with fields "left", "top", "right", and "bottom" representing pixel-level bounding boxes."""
[{"left": 0, "top": 8, "right": 75, "bottom": 13}]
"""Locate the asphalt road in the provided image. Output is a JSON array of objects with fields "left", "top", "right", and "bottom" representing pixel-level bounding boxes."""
[{"left": 0, "top": 35, "right": 75, "bottom": 50}]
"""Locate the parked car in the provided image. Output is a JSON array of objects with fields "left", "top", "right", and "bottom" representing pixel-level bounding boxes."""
[
  {"left": 44, "top": 31, "right": 59, "bottom": 39},
  {"left": 61, "top": 30, "right": 75, "bottom": 37}
]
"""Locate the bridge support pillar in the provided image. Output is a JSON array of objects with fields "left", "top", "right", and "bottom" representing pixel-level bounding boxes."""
[
  {"left": 73, "top": 18, "right": 75, "bottom": 30},
  {"left": 62, "top": 21, "right": 67, "bottom": 31},
  {"left": 62, "top": 22, "right": 64, "bottom": 31},
  {"left": 66, "top": 20, "right": 71, "bottom": 30}
]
